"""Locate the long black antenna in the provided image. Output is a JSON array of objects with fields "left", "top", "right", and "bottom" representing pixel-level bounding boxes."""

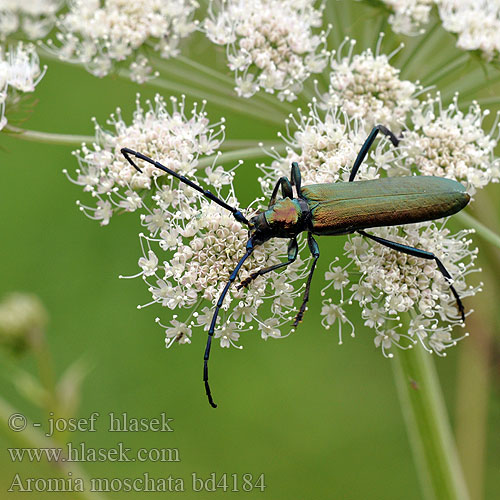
[
  {"left": 204, "top": 239, "right": 255, "bottom": 408},
  {"left": 121, "top": 148, "right": 250, "bottom": 226}
]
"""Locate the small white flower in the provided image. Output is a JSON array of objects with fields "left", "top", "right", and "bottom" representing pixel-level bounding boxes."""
[
  {"left": 319, "top": 39, "right": 420, "bottom": 131},
  {"left": 138, "top": 250, "right": 158, "bottom": 277},
  {"left": 259, "top": 101, "right": 399, "bottom": 189},
  {"left": 0, "top": 293, "right": 48, "bottom": 350},
  {"left": 260, "top": 318, "right": 282, "bottom": 340},
  {"left": 0, "top": 43, "right": 46, "bottom": 131},
  {"left": 164, "top": 319, "right": 192, "bottom": 347},
  {"left": 215, "top": 322, "right": 241, "bottom": 348}
]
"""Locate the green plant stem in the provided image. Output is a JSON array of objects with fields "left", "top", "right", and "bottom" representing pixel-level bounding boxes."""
[
  {"left": 456, "top": 211, "right": 500, "bottom": 250},
  {"left": 29, "top": 327, "right": 57, "bottom": 417},
  {"left": 461, "top": 96, "right": 500, "bottom": 108},
  {"left": 0, "top": 396, "right": 108, "bottom": 500},
  {"left": 400, "top": 21, "right": 439, "bottom": 76},
  {"left": 459, "top": 72, "right": 500, "bottom": 101},
  {"left": 176, "top": 56, "right": 297, "bottom": 115},
  {"left": 2, "top": 125, "right": 93, "bottom": 146},
  {"left": 153, "top": 59, "right": 285, "bottom": 120},
  {"left": 128, "top": 71, "right": 287, "bottom": 125},
  {"left": 455, "top": 307, "right": 491, "bottom": 500},
  {"left": 223, "top": 139, "right": 264, "bottom": 149},
  {"left": 393, "top": 345, "right": 470, "bottom": 500},
  {"left": 454, "top": 192, "right": 500, "bottom": 500},
  {"left": 422, "top": 53, "right": 470, "bottom": 87}
]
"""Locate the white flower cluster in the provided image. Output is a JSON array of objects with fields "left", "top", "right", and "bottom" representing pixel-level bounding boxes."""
[
  {"left": 401, "top": 94, "right": 500, "bottom": 194},
  {"left": 0, "top": 0, "right": 62, "bottom": 40},
  {"left": 0, "top": 43, "right": 47, "bottom": 131},
  {"left": 204, "top": 0, "right": 329, "bottom": 101},
  {"left": 134, "top": 200, "right": 306, "bottom": 348},
  {"left": 382, "top": 0, "right": 434, "bottom": 35},
  {"left": 69, "top": 93, "right": 308, "bottom": 346},
  {"left": 48, "top": 0, "right": 199, "bottom": 82},
  {"left": 66, "top": 94, "right": 226, "bottom": 225},
  {"left": 322, "top": 223, "right": 477, "bottom": 357},
  {"left": 318, "top": 39, "right": 420, "bottom": 131},
  {"left": 261, "top": 93, "right": 493, "bottom": 356},
  {"left": 437, "top": 0, "right": 500, "bottom": 62}
]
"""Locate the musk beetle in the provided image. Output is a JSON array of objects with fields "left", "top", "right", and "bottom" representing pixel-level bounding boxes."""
[{"left": 121, "top": 124, "right": 470, "bottom": 408}]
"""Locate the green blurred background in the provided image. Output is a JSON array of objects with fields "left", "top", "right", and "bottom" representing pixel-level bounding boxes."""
[{"left": 1, "top": 2, "right": 500, "bottom": 499}]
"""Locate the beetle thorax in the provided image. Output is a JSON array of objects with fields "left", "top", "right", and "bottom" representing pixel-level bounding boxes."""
[{"left": 264, "top": 198, "right": 307, "bottom": 237}]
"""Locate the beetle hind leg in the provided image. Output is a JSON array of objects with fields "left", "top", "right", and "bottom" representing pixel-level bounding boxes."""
[
  {"left": 358, "top": 230, "right": 466, "bottom": 321},
  {"left": 292, "top": 233, "right": 320, "bottom": 328}
]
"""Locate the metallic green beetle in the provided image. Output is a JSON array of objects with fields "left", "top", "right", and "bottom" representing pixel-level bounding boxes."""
[{"left": 122, "top": 124, "right": 470, "bottom": 408}]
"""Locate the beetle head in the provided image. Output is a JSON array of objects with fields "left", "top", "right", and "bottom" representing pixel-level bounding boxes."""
[
  {"left": 248, "top": 197, "right": 308, "bottom": 244},
  {"left": 248, "top": 212, "right": 273, "bottom": 246}
]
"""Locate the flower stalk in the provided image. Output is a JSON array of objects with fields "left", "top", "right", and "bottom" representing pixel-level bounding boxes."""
[
  {"left": 393, "top": 341, "right": 470, "bottom": 500},
  {"left": 135, "top": 70, "right": 287, "bottom": 124},
  {"left": 3, "top": 125, "right": 94, "bottom": 146},
  {"left": 456, "top": 212, "right": 500, "bottom": 251},
  {"left": 197, "top": 145, "right": 286, "bottom": 169}
]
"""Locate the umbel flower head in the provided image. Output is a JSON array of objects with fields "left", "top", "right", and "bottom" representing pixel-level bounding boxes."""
[
  {"left": 0, "top": 0, "right": 62, "bottom": 40},
  {"left": 68, "top": 93, "right": 308, "bottom": 345},
  {"left": 318, "top": 37, "right": 421, "bottom": 132},
  {"left": 203, "top": 0, "right": 329, "bottom": 101},
  {"left": 0, "top": 42, "right": 47, "bottom": 131},
  {"left": 47, "top": 0, "right": 199, "bottom": 83},
  {"left": 401, "top": 93, "right": 500, "bottom": 195},
  {"left": 66, "top": 93, "right": 226, "bottom": 225}
]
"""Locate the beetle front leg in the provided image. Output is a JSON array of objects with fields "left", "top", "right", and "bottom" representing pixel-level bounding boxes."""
[
  {"left": 349, "top": 125, "right": 400, "bottom": 182},
  {"left": 357, "top": 229, "right": 465, "bottom": 321},
  {"left": 237, "top": 238, "right": 298, "bottom": 290},
  {"left": 293, "top": 233, "right": 320, "bottom": 328},
  {"left": 269, "top": 176, "right": 293, "bottom": 207}
]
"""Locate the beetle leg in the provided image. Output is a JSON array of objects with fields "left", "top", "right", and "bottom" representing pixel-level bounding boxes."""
[
  {"left": 349, "top": 125, "right": 400, "bottom": 182},
  {"left": 237, "top": 238, "right": 298, "bottom": 289},
  {"left": 121, "top": 148, "right": 250, "bottom": 226},
  {"left": 293, "top": 233, "right": 320, "bottom": 328},
  {"left": 269, "top": 176, "right": 293, "bottom": 207},
  {"left": 357, "top": 229, "right": 465, "bottom": 321},
  {"left": 204, "top": 240, "right": 255, "bottom": 408},
  {"left": 291, "top": 162, "right": 303, "bottom": 197}
]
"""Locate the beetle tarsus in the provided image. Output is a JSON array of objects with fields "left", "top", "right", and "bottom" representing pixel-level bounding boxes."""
[
  {"left": 204, "top": 380, "right": 218, "bottom": 408},
  {"left": 237, "top": 275, "right": 254, "bottom": 290},
  {"left": 292, "top": 308, "right": 306, "bottom": 328}
]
